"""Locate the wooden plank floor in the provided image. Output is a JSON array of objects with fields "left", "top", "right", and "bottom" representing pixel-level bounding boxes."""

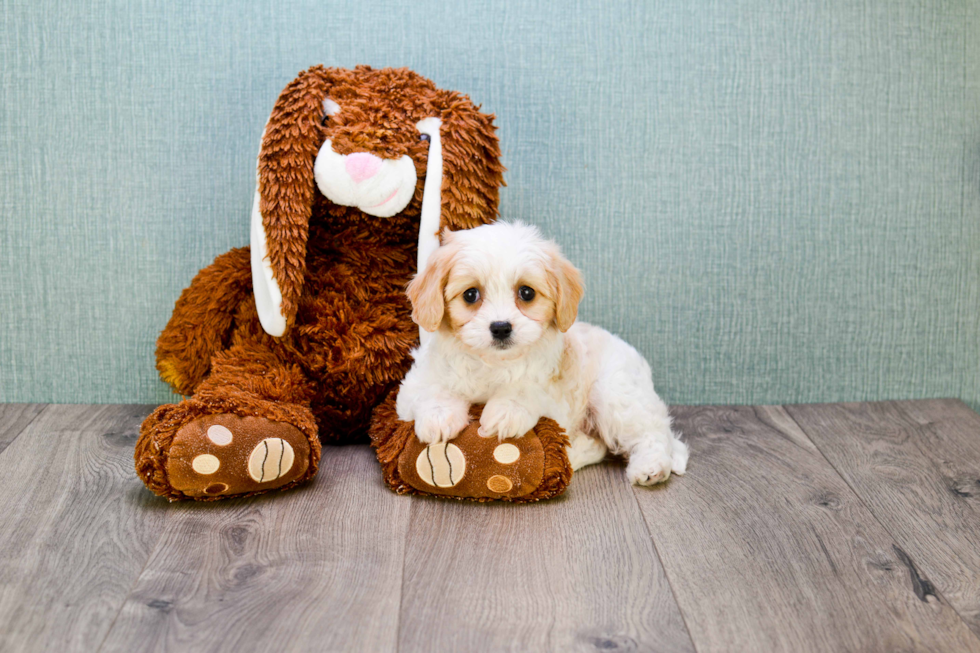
[{"left": 0, "top": 400, "right": 978, "bottom": 653}]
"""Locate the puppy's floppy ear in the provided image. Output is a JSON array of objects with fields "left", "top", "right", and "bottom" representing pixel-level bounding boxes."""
[
  {"left": 546, "top": 244, "right": 585, "bottom": 332},
  {"left": 407, "top": 233, "right": 459, "bottom": 332},
  {"left": 433, "top": 90, "right": 506, "bottom": 231},
  {"left": 251, "top": 65, "right": 333, "bottom": 337}
]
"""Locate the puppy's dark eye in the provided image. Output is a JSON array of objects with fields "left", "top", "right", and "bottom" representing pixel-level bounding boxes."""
[
  {"left": 462, "top": 288, "right": 480, "bottom": 304},
  {"left": 419, "top": 133, "right": 431, "bottom": 142},
  {"left": 518, "top": 286, "right": 536, "bottom": 302}
]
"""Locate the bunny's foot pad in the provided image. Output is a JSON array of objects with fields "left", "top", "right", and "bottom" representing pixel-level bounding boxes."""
[
  {"left": 370, "top": 391, "right": 573, "bottom": 502},
  {"left": 136, "top": 401, "right": 321, "bottom": 502},
  {"left": 166, "top": 415, "right": 312, "bottom": 498}
]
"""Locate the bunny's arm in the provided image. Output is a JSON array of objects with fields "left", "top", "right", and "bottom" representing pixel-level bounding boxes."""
[{"left": 155, "top": 247, "right": 253, "bottom": 396}]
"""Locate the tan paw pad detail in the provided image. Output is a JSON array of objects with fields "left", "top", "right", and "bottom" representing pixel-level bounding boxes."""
[
  {"left": 192, "top": 454, "right": 220, "bottom": 475},
  {"left": 248, "top": 438, "right": 295, "bottom": 483},
  {"left": 493, "top": 443, "right": 520, "bottom": 464},
  {"left": 415, "top": 442, "right": 466, "bottom": 488},
  {"left": 168, "top": 415, "right": 312, "bottom": 498},
  {"left": 486, "top": 475, "right": 513, "bottom": 493},
  {"left": 207, "top": 424, "right": 233, "bottom": 445}
]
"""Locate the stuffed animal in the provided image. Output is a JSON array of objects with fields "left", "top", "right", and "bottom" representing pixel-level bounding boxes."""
[{"left": 135, "top": 65, "right": 572, "bottom": 502}]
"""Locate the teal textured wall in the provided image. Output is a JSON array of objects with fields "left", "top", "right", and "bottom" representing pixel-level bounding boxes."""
[{"left": 1, "top": 0, "right": 978, "bottom": 409}]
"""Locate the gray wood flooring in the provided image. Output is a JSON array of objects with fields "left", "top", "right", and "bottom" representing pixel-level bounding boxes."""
[{"left": 0, "top": 400, "right": 978, "bottom": 652}]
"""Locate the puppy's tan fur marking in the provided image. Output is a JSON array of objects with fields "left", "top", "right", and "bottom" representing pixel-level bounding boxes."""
[
  {"left": 515, "top": 278, "right": 555, "bottom": 326},
  {"left": 544, "top": 245, "right": 584, "bottom": 333},
  {"left": 446, "top": 289, "right": 483, "bottom": 331},
  {"left": 407, "top": 238, "right": 460, "bottom": 332}
]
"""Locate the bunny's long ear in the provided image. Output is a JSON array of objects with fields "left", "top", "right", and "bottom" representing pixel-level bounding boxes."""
[
  {"left": 414, "top": 93, "right": 504, "bottom": 346},
  {"left": 251, "top": 66, "right": 331, "bottom": 337},
  {"left": 435, "top": 91, "right": 506, "bottom": 233}
]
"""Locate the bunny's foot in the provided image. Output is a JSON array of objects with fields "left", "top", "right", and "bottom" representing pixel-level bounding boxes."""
[{"left": 136, "top": 398, "right": 320, "bottom": 501}]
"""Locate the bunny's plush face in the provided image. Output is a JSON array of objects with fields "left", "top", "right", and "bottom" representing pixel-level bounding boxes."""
[
  {"left": 314, "top": 133, "right": 418, "bottom": 218},
  {"left": 252, "top": 65, "right": 504, "bottom": 338},
  {"left": 313, "top": 73, "right": 446, "bottom": 218}
]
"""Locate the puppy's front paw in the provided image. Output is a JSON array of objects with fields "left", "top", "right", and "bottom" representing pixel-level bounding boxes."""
[
  {"left": 626, "top": 445, "right": 674, "bottom": 486},
  {"left": 478, "top": 398, "right": 539, "bottom": 440},
  {"left": 414, "top": 402, "right": 470, "bottom": 444}
]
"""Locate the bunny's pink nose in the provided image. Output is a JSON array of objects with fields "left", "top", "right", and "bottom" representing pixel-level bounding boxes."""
[{"left": 345, "top": 152, "right": 382, "bottom": 184}]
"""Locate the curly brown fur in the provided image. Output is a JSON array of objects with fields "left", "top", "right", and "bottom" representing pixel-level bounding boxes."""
[
  {"left": 136, "top": 66, "right": 508, "bottom": 500},
  {"left": 155, "top": 248, "right": 253, "bottom": 395}
]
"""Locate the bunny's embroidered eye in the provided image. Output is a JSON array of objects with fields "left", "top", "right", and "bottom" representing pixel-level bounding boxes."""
[
  {"left": 462, "top": 288, "right": 480, "bottom": 304},
  {"left": 518, "top": 286, "right": 535, "bottom": 302},
  {"left": 419, "top": 133, "right": 431, "bottom": 142}
]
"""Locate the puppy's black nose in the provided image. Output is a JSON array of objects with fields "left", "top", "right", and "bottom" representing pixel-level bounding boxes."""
[{"left": 489, "top": 321, "right": 513, "bottom": 340}]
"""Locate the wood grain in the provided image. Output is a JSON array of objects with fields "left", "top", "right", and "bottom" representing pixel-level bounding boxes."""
[
  {"left": 100, "top": 445, "right": 412, "bottom": 653},
  {"left": 634, "top": 405, "right": 980, "bottom": 653},
  {"left": 2, "top": 400, "right": 979, "bottom": 652},
  {"left": 0, "top": 403, "right": 46, "bottom": 453},
  {"left": 398, "top": 461, "right": 695, "bottom": 653},
  {"left": 0, "top": 404, "right": 163, "bottom": 653},
  {"left": 785, "top": 399, "right": 980, "bottom": 635}
]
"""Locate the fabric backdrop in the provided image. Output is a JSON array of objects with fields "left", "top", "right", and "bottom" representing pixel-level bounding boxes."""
[{"left": 2, "top": 0, "right": 978, "bottom": 411}]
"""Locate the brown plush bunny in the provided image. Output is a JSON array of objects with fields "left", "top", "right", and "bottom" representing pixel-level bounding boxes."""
[{"left": 135, "top": 65, "right": 571, "bottom": 502}]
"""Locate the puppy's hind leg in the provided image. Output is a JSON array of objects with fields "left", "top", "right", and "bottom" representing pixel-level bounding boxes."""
[
  {"left": 670, "top": 437, "right": 689, "bottom": 475},
  {"left": 617, "top": 409, "right": 680, "bottom": 486},
  {"left": 627, "top": 435, "right": 686, "bottom": 486},
  {"left": 566, "top": 434, "right": 608, "bottom": 472},
  {"left": 589, "top": 344, "right": 687, "bottom": 486}
]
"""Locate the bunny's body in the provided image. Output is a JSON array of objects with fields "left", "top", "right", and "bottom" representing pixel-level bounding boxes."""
[
  {"left": 136, "top": 66, "right": 505, "bottom": 500},
  {"left": 159, "top": 207, "right": 420, "bottom": 442}
]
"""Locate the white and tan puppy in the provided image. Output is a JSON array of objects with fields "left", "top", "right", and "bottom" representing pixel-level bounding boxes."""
[{"left": 396, "top": 222, "right": 688, "bottom": 485}]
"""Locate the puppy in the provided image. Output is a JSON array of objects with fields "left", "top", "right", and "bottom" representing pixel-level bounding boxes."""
[{"left": 396, "top": 222, "right": 688, "bottom": 485}]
